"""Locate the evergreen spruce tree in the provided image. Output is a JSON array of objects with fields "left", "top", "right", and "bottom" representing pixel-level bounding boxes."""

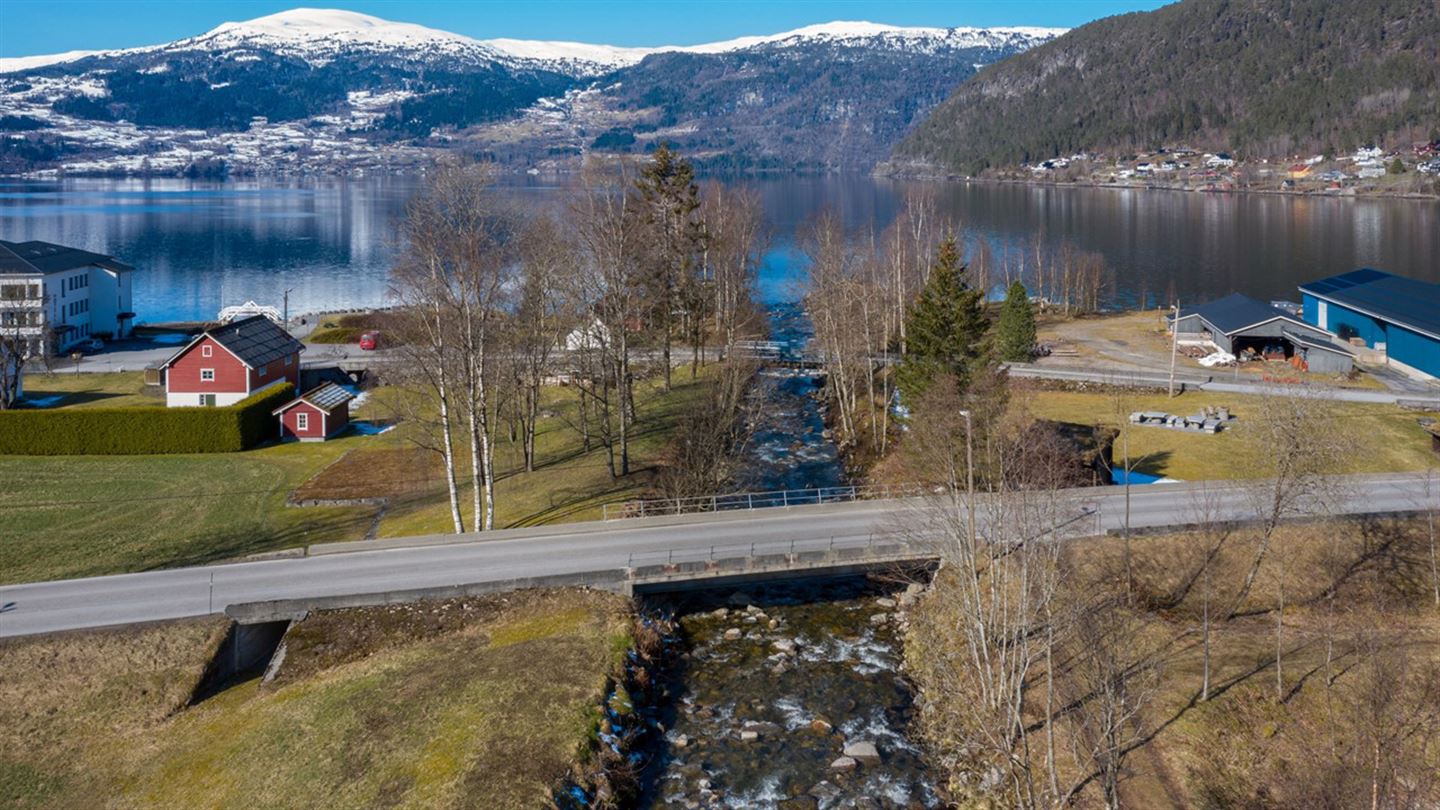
[
  {"left": 996, "top": 279, "right": 1037, "bottom": 363},
  {"left": 896, "top": 236, "right": 989, "bottom": 404}
]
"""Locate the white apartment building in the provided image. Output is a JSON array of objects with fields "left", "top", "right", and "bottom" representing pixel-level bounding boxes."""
[{"left": 0, "top": 239, "right": 135, "bottom": 356}]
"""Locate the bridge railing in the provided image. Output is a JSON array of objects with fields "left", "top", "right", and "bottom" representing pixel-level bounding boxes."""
[
  {"left": 602, "top": 482, "right": 934, "bottom": 521},
  {"left": 624, "top": 532, "right": 935, "bottom": 577}
]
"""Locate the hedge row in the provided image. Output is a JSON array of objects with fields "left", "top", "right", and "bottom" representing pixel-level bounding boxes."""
[{"left": 0, "top": 383, "right": 295, "bottom": 455}]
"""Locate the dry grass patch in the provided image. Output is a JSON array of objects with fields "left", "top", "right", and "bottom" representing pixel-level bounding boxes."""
[
  {"left": 0, "top": 589, "right": 633, "bottom": 810},
  {"left": 292, "top": 447, "right": 442, "bottom": 502},
  {"left": 0, "top": 618, "right": 229, "bottom": 809}
]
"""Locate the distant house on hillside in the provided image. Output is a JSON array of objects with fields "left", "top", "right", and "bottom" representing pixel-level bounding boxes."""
[
  {"left": 0, "top": 239, "right": 135, "bottom": 356},
  {"left": 159, "top": 315, "right": 303, "bottom": 407},
  {"left": 1287, "top": 164, "right": 1312, "bottom": 179}
]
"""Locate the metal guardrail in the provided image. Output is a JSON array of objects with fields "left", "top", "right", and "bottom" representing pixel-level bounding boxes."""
[{"left": 602, "top": 483, "right": 935, "bottom": 520}]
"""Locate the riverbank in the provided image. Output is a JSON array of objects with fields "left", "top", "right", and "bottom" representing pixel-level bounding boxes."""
[{"left": 0, "top": 588, "right": 634, "bottom": 809}]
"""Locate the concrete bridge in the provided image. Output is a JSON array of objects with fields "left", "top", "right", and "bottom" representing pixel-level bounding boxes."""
[{"left": 1, "top": 472, "right": 1434, "bottom": 638}]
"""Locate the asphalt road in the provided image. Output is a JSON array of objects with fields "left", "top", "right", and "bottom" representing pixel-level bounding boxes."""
[{"left": 2, "top": 472, "right": 1434, "bottom": 638}]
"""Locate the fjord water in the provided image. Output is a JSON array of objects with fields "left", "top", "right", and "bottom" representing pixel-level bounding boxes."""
[{"left": 2, "top": 176, "right": 1436, "bottom": 322}]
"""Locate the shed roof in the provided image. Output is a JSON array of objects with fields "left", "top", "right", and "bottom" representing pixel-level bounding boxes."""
[
  {"left": 1176, "top": 293, "right": 1305, "bottom": 335},
  {"left": 0, "top": 239, "right": 132, "bottom": 276},
  {"left": 1300, "top": 269, "right": 1440, "bottom": 340},
  {"left": 272, "top": 382, "right": 355, "bottom": 416},
  {"left": 165, "top": 314, "right": 303, "bottom": 370}
]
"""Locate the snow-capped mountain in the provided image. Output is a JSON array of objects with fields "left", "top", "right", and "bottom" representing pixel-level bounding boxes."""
[
  {"left": 1, "top": 9, "right": 1063, "bottom": 75},
  {"left": 0, "top": 8, "right": 1065, "bottom": 175}
]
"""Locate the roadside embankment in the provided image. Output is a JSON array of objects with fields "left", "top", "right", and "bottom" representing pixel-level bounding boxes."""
[{"left": 0, "top": 588, "right": 635, "bottom": 809}]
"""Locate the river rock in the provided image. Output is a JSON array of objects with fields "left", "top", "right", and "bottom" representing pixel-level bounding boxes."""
[
  {"left": 768, "top": 618, "right": 780, "bottom": 630},
  {"left": 829, "top": 756, "right": 858, "bottom": 771},
  {"left": 727, "top": 591, "right": 753, "bottom": 607},
  {"left": 743, "top": 721, "right": 781, "bottom": 738},
  {"left": 842, "top": 740, "right": 881, "bottom": 765},
  {"left": 673, "top": 734, "right": 690, "bottom": 749},
  {"left": 778, "top": 797, "right": 819, "bottom": 810},
  {"left": 809, "top": 781, "right": 842, "bottom": 801},
  {"left": 875, "top": 597, "right": 897, "bottom": 609},
  {"left": 772, "top": 638, "right": 798, "bottom": 654},
  {"left": 809, "top": 717, "right": 833, "bottom": 733},
  {"left": 723, "top": 628, "right": 743, "bottom": 641},
  {"left": 739, "top": 729, "right": 760, "bottom": 741},
  {"left": 708, "top": 607, "right": 729, "bottom": 619},
  {"left": 869, "top": 612, "right": 890, "bottom": 625}
]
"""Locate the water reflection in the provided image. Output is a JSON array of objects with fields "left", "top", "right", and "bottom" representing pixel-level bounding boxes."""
[{"left": 0, "top": 176, "right": 1435, "bottom": 322}]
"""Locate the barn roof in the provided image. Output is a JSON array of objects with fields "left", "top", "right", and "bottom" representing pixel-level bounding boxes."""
[
  {"left": 163, "top": 314, "right": 304, "bottom": 370},
  {"left": 272, "top": 382, "right": 355, "bottom": 416},
  {"left": 1300, "top": 269, "right": 1440, "bottom": 340},
  {"left": 1175, "top": 293, "right": 1305, "bottom": 335}
]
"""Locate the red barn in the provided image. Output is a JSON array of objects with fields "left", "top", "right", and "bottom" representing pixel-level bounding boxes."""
[
  {"left": 272, "top": 382, "right": 355, "bottom": 442},
  {"left": 161, "top": 315, "right": 304, "bottom": 407}
]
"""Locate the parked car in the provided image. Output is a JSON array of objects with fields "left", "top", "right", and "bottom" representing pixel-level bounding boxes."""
[
  {"left": 358, "top": 330, "right": 380, "bottom": 351},
  {"left": 80, "top": 337, "right": 104, "bottom": 353}
]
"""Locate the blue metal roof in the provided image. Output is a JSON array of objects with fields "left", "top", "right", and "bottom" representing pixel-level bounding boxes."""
[{"left": 1300, "top": 269, "right": 1440, "bottom": 339}]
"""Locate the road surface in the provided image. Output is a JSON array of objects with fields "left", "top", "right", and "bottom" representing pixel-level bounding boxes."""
[{"left": 1, "top": 472, "right": 1433, "bottom": 638}]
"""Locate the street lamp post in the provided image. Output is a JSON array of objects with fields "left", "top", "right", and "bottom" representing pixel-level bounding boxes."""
[
  {"left": 283, "top": 288, "right": 294, "bottom": 329},
  {"left": 1169, "top": 299, "right": 1181, "bottom": 398}
]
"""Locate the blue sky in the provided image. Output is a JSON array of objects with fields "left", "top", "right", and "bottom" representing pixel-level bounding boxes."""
[{"left": 0, "top": 0, "right": 1169, "bottom": 58}]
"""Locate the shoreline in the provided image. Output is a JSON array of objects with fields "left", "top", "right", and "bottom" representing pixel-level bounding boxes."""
[{"left": 872, "top": 169, "right": 1440, "bottom": 201}]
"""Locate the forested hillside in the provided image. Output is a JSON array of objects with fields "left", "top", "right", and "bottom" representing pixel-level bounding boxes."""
[{"left": 894, "top": 0, "right": 1440, "bottom": 175}]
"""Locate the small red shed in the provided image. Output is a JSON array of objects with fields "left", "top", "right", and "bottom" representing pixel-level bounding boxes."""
[{"left": 272, "top": 382, "right": 355, "bottom": 442}]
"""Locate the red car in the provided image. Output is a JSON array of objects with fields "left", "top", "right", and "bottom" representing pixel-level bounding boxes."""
[{"left": 358, "top": 330, "right": 380, "bottom": 351}]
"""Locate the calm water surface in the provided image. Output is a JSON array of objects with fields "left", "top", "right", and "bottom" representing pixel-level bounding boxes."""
[{"left": 0, "top": 176, "right": 1435, "bottom": 322}]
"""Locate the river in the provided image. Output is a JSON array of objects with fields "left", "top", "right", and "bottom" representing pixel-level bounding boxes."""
[{"left": 2, "top": 175, "right": 1436, "bottom": 320}]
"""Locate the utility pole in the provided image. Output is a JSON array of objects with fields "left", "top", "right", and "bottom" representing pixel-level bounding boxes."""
[
  {"left": 1168, "top": 299, "right": 1181, "bottom": 398},
  {"left": 282, "top": 288, "right": 294, "bottom": 330}
]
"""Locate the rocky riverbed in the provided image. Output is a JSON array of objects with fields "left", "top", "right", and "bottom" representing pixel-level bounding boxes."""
[{"left": 639, "top": 578, "right": 938, "bottom": 809}]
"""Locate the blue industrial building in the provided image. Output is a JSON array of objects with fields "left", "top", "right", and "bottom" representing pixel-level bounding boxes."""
[{"left": 1299, "top": 269, "right": 1440, "bottom": 380}]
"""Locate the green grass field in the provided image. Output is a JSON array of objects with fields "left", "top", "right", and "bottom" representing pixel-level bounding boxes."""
[
  {"left": 1, "top": 367, "right": 713, "bottom": 583},
  {"left": 0, "top": 589, "right": 632, "bottom": 810},
  {"left": 1016, "top": 384, "right": 1439, "bottom": 480},
  {"left": 19, "top": 371, "right": 165, "bottom": 409}
]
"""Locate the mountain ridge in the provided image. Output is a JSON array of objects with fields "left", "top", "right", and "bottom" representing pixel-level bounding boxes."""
[
  {"left": 0, "top": 7, "right": 1064, "bottom": 175},
  {"left": 893, "top": 0, "right": 1440, "bottom": 174}
]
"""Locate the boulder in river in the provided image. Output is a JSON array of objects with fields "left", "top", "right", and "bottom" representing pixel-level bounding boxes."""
[
  {"left": 809, "top": 717, "right": 834, "bottom": 733},
  {"left": 875, "top": 597, "right": 897, "bottom": 609},
  {"left": 842, "top": 740, "right": 882, "bottom": 765},
  {"left": 829, "top": 756, "right": 858, "bottom": 771},
  {"left": 772, "top": 638, "right": 798, "bottom": 654},
  {"left": 723, "top": 628, "right": 743, "bottom": 641},
  {"left": 727, "top": 592, "right": 754, "bottom": 607},
  {"left": 869, "top": 612, "right": 890, "bottom": 625}
]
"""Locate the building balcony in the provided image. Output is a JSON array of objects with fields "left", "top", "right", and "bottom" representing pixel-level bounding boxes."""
[{"left": 0, "top": 297, "right": 44, "bottom": 309}]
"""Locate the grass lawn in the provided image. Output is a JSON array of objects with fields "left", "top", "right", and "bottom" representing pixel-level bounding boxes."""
[
  {"left": 0, "top": 589, "right": 632, "bottom": 810},
  {"left": 18, "top": 371, "right": 163, "bottom": 409},
  {"left": 1, "top": 366, "right": 714, "bottom": 583},
  {"left": 1014, "top": 382, "right": 1439, "bottom": 480},
  {"left": 375, "top": 367, "right": 715, "bottom": 536}
]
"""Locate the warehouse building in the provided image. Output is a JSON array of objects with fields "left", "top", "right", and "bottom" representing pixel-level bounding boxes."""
[
  {"left": 1300, "top": 269, "right": 1440, "bottom": 381},
  {"left": 1170, "top": 293, "right": 1355, "bottom": 373}
]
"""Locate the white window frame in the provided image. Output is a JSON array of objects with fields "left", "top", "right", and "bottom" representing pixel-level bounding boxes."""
[
  {"left": 296, "top": 412, "right": 309, "bottom": 431},
  {"left": 201, "top": 344, "right": 212, "bottom": 358},
  {"left": 200, "top": 368, "right": 215, "bottom": 382}
]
